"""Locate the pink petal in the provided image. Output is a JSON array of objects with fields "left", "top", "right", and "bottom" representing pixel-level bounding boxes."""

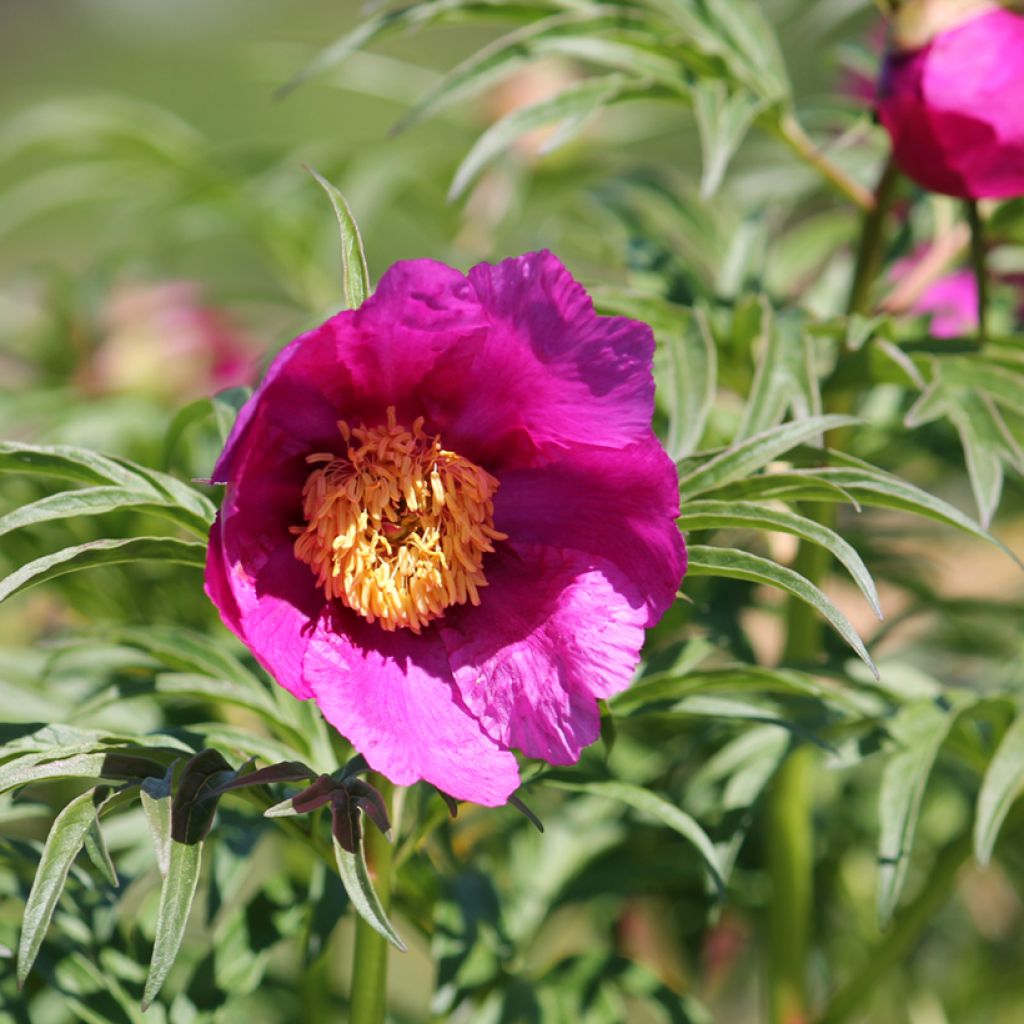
[
  {"left": 420, "top": 251, "right": 656, "bottom": 468},
  {"left": 302, "top": 610, "right": 521, "bottom": 805},
  {"left": 493, "top": 438, "right": 686, "bottom": 623},
  {"left": 439, "top": 544, "right": 648, "bottom": 765},
  {"left": 208, "top": 531, "right": 321, "bottom": 701}
]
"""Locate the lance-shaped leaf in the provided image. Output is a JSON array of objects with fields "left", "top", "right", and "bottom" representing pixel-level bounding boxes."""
[
  {"left": 0, "top": 440, "right": 147, "bottom": 487},
  {"left": 677, "top": 500, "right": 881, "bottom": 619},
  {"left": 450, "top": 72, "right": 647, "bottom": 199},
  {"left": 334, "top": 836, "right": 407, "bottom": 952},
  {"left": 209, "top": 760, "right": 316, "bottom": 797},
  {"left": 17, "top": 786, "right": 112, "bottom": 988},
  {"left": 685, "top": 545, "right": 876, "bottom": 676},
  {"left": 0, "top": 537, "right": 207, "bottom": 605},
  {"left": 543, "top": 778, "right": 725, "bottom": 895},
  {"left": 142, "top": 838, "right": 203, "bottom": 1010},
  {"left": 306, "top": 166, "right": 370, "bottom": 310},
  {"left": 975, "top": 710, "right": 1024, "bottom": 866},
  {"left": 692, "top": 79, "right": 765, "bottom": 198},
  {"left": 877, "top": 698, "right": 962, "bottom": 926},
  {"left": 678, "top": 415, "right": 856, "bottom": 500}
]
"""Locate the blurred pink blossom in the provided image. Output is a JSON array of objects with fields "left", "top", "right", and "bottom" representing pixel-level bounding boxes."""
[{"left": 87, "top": 281, "right": 258, "bottom": 401}]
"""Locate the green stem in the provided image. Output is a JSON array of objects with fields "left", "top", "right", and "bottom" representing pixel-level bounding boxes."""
[
  {"left": 766, "top": 154, "right": 899, "bottom": 1024},
  {"left": 350, "top": 774, "right": 396, "bottom": 1024},
  {"left": 846, "top": 157, "right": 900, "bottom": 317},
  {"left": 779, "top": 114, "right": 877, "bottom": 212},
  {"left": 966, "top": 200, "right": 988, "bottom": 343}
]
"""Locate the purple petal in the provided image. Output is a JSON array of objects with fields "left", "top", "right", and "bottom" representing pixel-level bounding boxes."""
[
  {"left": 439, "top": 544, "right": 648, "bottom": 766},
  {"left": 302, "top": 611, "right": 521, "bottom": 806},
  {"left": 419, "top": 251, "right": 656, "bottom": 468},
  {"left": 493, "top": 437, "right": 686, "bottom": 623}
]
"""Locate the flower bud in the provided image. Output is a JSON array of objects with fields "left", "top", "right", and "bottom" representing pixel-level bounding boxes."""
[{"left": 877, "top": 2, "right": 1024, "bottom": 198}]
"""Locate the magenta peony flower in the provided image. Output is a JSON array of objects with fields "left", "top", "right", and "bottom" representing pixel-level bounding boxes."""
[
  {"left": 877, "top": 3, "right": 1024, "bottom": 199},
  {"left": 205, "top": 252, "right": 686, "bottom": 805}
]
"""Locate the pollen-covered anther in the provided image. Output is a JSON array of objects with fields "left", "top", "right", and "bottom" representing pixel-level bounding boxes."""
[{"left": 292, "top": 407, "right": 506, "bottom": 632}]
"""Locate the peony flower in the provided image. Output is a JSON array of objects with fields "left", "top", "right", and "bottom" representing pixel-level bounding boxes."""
[
  {"left": 205, "top": 252, "right": 686, "bottom": 806},
  {"left": 87, "top": 282, "right": 258, "bottom": 402},
  {"left": 877, "top": 2, "right": 1024, "bottom": 199}
]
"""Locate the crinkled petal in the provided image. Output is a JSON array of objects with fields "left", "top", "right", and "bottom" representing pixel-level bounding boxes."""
[
  {"left": 419, "top": 251, "right": 656, "bottom": 467},
  {"left": 439, "top": 544, "right": 647, "bottom": 765},
  {"left": 493, "top": 437, "right": 686, "bottom": 623},
  {"left": 303, "top": 610, "right": 521, "bottom": 806}
]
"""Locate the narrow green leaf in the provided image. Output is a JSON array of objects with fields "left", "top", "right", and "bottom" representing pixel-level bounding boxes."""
[
  {"left": 0, "top": 752, "right": 106, "bottom": 794},
  {"left": 692, "top": 80, "right": 764, "bottom": 198},
  {"left": 544, "top": 779, "right": 725, "bottom": 894},
  {"left": 306, "top": 166, "right": 370, "bottom": 310},
  {"left": 141, "top": 767, "right": 174, "bottom": 878},
  {"left": 677, "top": 500, "right": 881, "bottom": 618},
  {"left": 142, "top": 839, "right": 203, "bottom": 1010},
  {"left": 975, "top": 711, "right": 1024, "bottom": 866},
  {"left": 333, "top": 837, "right": 407, "bottom": 952},
  {"left": 278, "top": 0, "right": 558, "bottom": 98},
  {"left": 877, "top": 699, "right": 959, "bottom": 926},
  {"left": 163, "top": 387, "right": 252, "bottom": 466},
  {"left": 678, "top": 415, "right": 856, "bottom": 501},
  {"left": 0, "top": 486, "right": 204, "bottom": 540},
  {"left": 450, "top": 73, "right": 643, "bottom": 199},
  {"left": 0, "top": 441, "right": 147, "bottom": 487},
  {"left": 686, "top": 545, "right": 876, "bottom": 675},
  {"left": 0, "top": 537, "right": 207, "bottom": 604},
  {"left": 17, "top": 788, "right": 104, "bottom": 987},
  {"left": 735, "top": 305, "right": 821, "bottom": 441}
]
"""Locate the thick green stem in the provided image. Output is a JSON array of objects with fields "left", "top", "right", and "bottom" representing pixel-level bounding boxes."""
[
  {"left": 966, "top": 200, "right": 988, "bottom": 343},
  {"left": 350, "top": 774, "right": 396, "bottom": 1024},
  {"left": 766, "top": 154, "right": 899, "bottom": 1024},
  {"left": 846, "top": 157, "right": 900, "bottom": 317}
]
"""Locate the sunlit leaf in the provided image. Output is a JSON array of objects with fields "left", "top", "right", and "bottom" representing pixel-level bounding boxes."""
[
  {"left": 333, "top": 837, "right": 407, "bottom": 952},
  {"left": 975, "top": 711, "right": 1024, "bottom": 866}
]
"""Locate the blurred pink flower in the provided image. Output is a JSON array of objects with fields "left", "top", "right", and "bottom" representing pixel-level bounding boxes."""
[
  {"left": 88, "top": 282, "right": 257, "bottom": 401},
  {"left": 890, "top": 251, "right": 978, "bottom": 337},
  {"left": 205, "top": 251, "right": 686, "bottom": 805},
  {"left": 877, "top": 3, "right": 1024, "bottom": 198}
]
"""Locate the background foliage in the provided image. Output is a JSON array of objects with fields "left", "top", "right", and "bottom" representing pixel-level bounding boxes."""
[{"left": 2, "top": 1, "right": 1024, "bottom": 1022}]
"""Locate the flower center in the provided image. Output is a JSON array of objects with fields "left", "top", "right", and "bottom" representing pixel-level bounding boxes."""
[{"left": 292, "top": 407, "right": 505, "bottom": 633}]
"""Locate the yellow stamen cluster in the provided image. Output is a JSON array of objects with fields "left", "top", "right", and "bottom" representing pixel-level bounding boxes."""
[{"left": 292, "top": 407, "right": 505, "bottom": 632}]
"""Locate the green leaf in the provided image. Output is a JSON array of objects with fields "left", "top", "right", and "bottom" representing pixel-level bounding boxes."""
[
  {"left": 543, "top": 779, "right": 725, "bottom": 894},
  {"left": 163, "top": 386, "right": 252, "bottom": 467},
  {"left": 277, "top": 0, "right": 559, "bottom": 99},
  {"left": 306, "top": 165, "right": 371, "bottom": 310},
  {"left": 877, "top": 699, "right": 960, "bottom": 926},
  {"left": 141, "top": 767, "right": 174, "bottom": 878},
  {"left": 171, "top": 749, "right": 236, "bottom": 844},
  {"left": 142, "top": 838, "right": 203, "bottom": 1010},
  {"left": 333, "top": 837, "right": 407, "bottom": 952},
  {"left": 0, "top": 536, "right": 207, "bottom": 604},
  {"left": 974, "top": 711, "right": 1024, "bottom": 866},
  {"left": 735, "top": 303, "right": 821, "bottom": 442},
  {"left": 691, "top": 80, "right": 764, "bottom": 198},
  {"left": 685, "top": 545, "right": 876, "bottom": 675},
  {"left": 677, "top": 500, "right": 881, "bottom": 618},
  {"left": 677, "top": 415, "right": 856, "bottom": 500},
  {"left": 450, "top": 73, "right": 645, "bottom": 199},
  {"left": 0, "top": 441, "right": 147, "bottom": 486},
  {"left": 17, "top": 787, "right": 106, "bottom": 987},
  {"left": 0, "top": 485, "right": 206, "bottom": 540}
]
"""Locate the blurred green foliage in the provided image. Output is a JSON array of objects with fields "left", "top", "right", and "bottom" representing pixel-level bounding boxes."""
[{"left": 2, "top": 2, "right": 1024, "bottom": 1023}]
